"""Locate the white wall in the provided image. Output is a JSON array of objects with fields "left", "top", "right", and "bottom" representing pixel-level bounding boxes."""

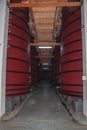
[
  {"left": 0, "top": 0, "right": 9, "bottom": 117},
  {"left": 81, "top": 0, "right": 87, "bottom": 117}
]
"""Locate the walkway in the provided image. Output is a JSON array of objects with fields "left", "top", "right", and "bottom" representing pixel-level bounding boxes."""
[{"left": 0, "top": 81, "right": 86, "bottom": 130}]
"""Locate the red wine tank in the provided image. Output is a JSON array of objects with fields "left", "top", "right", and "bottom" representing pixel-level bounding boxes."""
[
  {"left": 60, "top": 7, "right": 83, "bottom": 97},
  {"left": 30, "top": 46, "right": 38, "bottom": 86},
  {"left": 6, "top": 0, "right": 31, "bottom": 98},
  {"left": 51, "top": 46, "right": 60, "bottom": 85}
]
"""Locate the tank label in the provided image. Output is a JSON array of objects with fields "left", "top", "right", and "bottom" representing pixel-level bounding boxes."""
[{"left": 82, "top": 76, "right": 87, "bottom": 80}]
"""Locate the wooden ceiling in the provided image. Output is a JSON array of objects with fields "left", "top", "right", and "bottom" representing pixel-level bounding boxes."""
[{"left": 10, "top": 0, "right": 80, "bottom": 65}]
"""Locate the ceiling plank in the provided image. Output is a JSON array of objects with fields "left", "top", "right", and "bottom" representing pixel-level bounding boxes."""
[
  {"left": 33, "top": 10, "right": 56, "bottom": 13},
  {"left": 36, "top": 56, "right": 54, "bottom": 60},
  {"left": 10, "top": 2, "right": 81, "bottom": 8},
  {"left": 35, "top": 21, "right": 61, "bottom": 25},
  {"left": 36, "top": 29, "right": 53, "bottom": 32},
  {"left": 37, "top": 32, "right": 52, "bottom": 34},
  {"left": 34, "top": 16, "right": 54, "bottom": 19}
]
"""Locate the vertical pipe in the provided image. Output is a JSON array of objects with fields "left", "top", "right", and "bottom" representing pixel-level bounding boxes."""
[{"left": 0, "top": 0, "right": 9, "bottom": 117}]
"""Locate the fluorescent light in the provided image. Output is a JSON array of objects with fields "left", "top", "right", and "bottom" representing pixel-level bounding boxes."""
[
  {"left": 42, "top": 63, "right": 49, "bottom": 65},
  {"left": 38, "top": 46, "right": 52, "bottom": 49},
  {"left": 43, "top": 68, "right": 48, "bottom": 70}
]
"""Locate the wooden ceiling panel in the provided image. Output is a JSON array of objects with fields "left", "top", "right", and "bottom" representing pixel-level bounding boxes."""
[
  {"left": 10, "top": 0, "right": 81, "bottom": 64},
  {"left": 34, "top": 18, "right": 54, "bottom": 23},
  {"left": 37, "top": 37, "right": 53, "bottom": 41},
  {"left": 34, "top": 13, "right": 55, "bottom": 18},
  {"left": 10, "top": 2, "right": 80, "bottom": 8},
  {"left": 36, "top": 25, "right": 53, "bottom": 30},
  {"left": 30, "top": 42, "right": 60, "bottom": 46},
  {"left": 33, "top": 7, "right": 56, "bottom": 11},
  {"left": 33, "top": 5, "right": 56, "bottom": 43}
]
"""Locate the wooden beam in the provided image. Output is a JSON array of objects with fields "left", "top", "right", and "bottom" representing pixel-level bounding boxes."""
[
  {"left": 36, "top": 22, "right": 54, "bottom": 25},
  {"left": 37, "top": 35, "right": 52, "bottom": 38},
  {"left": 22, "top": 0, "right": 59, "bottom": 2},
  {"left": 33, "top": 10, "right": 56, "bottom": 13},
  {"left": 36, "top": 56, "right": 54, "bottom": 58},
  {"left": 35, "top": 40, "right": 53, "bottom": 42},
  {"left": 35, "top": 21, "right": 61, "bottom": 25},
  {"left": 30, "top": 42, "right": 60, "bottom": 46},
  {"left": 39, "top": 52, "right": 51, "bottom": 53},
  {"left": 37, "top": 31, "right": 52, "bottom": 35},
  {"left": 10, "top": 2, "right": 81, "bottom": 8},
  {"left": 37, "top": 29, "right": 53, "bottom": 32},
  {"left": 36, "top": 25, "right": 53, "bottom": 28},
  {"left": 35, "top": 16, "right": 54, "bottom": 19}
]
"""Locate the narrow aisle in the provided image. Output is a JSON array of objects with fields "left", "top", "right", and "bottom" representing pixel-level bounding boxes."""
[{"left": 0, "top": 81, "right": 86, "bottom": 130}]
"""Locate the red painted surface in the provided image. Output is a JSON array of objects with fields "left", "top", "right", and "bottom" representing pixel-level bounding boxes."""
[
  {"left": 30, "top": 46, "right": 38, "bottom": 85},
  {"left": 60, "top": 7, "right": 83, "bottom": 97},
  {"left": 51, "top": 37, "right": 60, "bottom": 85},
  {"left": 6, "top": 1, "right": 31, "bottom": 98}
]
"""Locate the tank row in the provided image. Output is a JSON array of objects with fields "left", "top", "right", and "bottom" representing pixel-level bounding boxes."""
[
  {"left": 6, "top": 0, "right": 38, "bottom": 103},
  {"left": 7, "top": 7, "right": 30, "bottom": 98},
  {"left": 6, "top": 0, "right": 83, "bottom": 112},
  {"left": 51, "top": 7, "right": 83, "bottom": 98}
]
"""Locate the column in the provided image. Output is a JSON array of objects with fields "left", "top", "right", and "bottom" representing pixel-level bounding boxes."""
[
  {"left": 81, "top": 0, "right": 87, "bottom": 117},
  {"left": 0, "top": 0, "right": 9, "bottom": 117}
]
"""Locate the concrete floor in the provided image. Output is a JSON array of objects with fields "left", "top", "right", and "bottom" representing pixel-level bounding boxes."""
[{"left": 0, "top": 81, "right": 87, "bottom": 130}]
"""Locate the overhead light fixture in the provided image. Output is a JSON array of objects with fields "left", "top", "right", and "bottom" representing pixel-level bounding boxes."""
[
  {"left": 38, "top": 46, "right": 52, "bottom": 49},
  {"left": 42, "top": 63, "right": 49, "bottom": 65},
  {"left": 43, "top": 68, "right": 49, "bottom": 70}
]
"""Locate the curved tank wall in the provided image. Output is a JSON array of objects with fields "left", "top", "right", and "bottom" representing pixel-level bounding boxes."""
[
  {"left": 6, "top": 3, "right": 31, "bottom": 98},
  {"left": 60, "top": 7, "right": 83, "bottom": 97},
  {"left": 51, "top": 46, "right": 60, "bottom": 85},
  {"left": 30, "top": 46, "right": 38, "bottom": 86}
]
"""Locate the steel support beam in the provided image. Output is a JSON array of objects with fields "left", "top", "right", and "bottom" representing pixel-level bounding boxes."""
[
  {"left": 0, "top": 0, "right": 9, "bottom": 117},
  {"left": 81, "top": 0, "right": 87, "bottom": 117}
]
